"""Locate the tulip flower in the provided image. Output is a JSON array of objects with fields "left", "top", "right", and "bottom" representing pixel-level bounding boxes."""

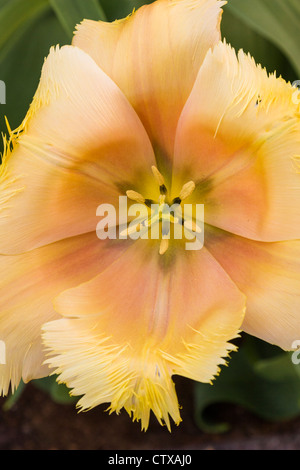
[{"left": 0, "top": 0, "right": 300, "bottom": 431}]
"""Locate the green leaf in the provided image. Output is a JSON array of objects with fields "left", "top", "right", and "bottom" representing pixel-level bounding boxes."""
[
  {"left": 221, "top": 8, "right": 295, "bottom": 82},
  {"left": 254, "top": 354, "right": 297, "bottom": 381},
  {"left": 49, "top": 0, "right": 107, "bottom": 38},
  {"left": 0, "top": 0, "right": 50, "bottom": 63},
  {"left": 2, "top": 381, "right": 26, "bottom": 411},
  {"left": 194, "top": 336, "right": 300, "bottom": 433},
  {"left": 226, "top": 0, "right": 300, "bottom": 76},
  {"left": 0, "top": 9, "right": 69, "bottom": 147},
  {"left": 34, "top": 375, "right": 77, "bottom": 405}
]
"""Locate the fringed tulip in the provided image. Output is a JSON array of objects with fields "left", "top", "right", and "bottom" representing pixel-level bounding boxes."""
[{"left": 0, "top": 0, "right": 300, "bottom": 430}]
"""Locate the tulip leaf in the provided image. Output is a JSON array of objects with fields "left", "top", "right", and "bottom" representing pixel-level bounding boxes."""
[
  {"left": 221, "top": 9, "right": 295, "bottom": 82},
  {"left": 49, "top": 0, "right": 107, "bottom": 38},
  {"left": 2, "top": 381, "right": 26, "bottom": 411},
  {"left": 0, "top": 9, "right": 69, "bottom": 145},
  {"left": 0, "top": 0, "right": 50, "bottom": 63},
  {"left": 194, "top": 336, "right": 300, "bottom": 433},
  {"left": 226, "top": 0, "right": 300, "bottom": 76},
  {"left": 33, "top": 375, "right": 77, "bottom": 404}
]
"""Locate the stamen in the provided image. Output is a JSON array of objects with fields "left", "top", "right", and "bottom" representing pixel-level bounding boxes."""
[
  {"left": 158, "top": 194, "right": 166, "bottom": 206},
  {"left": 184, "top": 219, "right": 202, "bottom": 234},
  {"left": 159, "top": 237, "right": 169, "bottom": 255},
  {"left": 179, "top": 181, "right": 196, "bottom": 201},
  {"left": 162, "top": 213, "right": 179, "bottom": 225},
  {"left": 120, "top": 222, "right": 141, "bottom": 237},
  {"left": 144, "top": 198, "right": 154, "bottom": 208},
  {"left": 124, "top": 170, "right": 198, "bottom": 255},
  {"left": 151, "top": 166, "right": 165, "bottom": 187},
  {"left": 159, "top": 184, "right": 168, "bottom": 195},
  {"left": 126, "top": 190, "right": 145, "bottom": 204},
  {"left": 172, "top": 197, "right": 182, "bottom": 205}
]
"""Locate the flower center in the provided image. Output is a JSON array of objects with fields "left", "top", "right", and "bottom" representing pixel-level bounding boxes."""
[{"left": 121, "top": 166, "right": 201, "bottom": 255}]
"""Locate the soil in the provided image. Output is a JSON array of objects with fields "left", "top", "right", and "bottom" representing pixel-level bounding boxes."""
[{"left": 1, "top": 377, "right": 300, "bottom": 450}]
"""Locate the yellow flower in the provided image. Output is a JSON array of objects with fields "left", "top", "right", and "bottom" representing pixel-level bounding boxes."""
[{"left": 1, "top": 0, "right": 300, "bottom": 430}]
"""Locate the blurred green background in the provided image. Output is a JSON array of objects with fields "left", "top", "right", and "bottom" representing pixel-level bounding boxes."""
[{"left": 1, "top": 0, "right": 300, "bottom": 433}]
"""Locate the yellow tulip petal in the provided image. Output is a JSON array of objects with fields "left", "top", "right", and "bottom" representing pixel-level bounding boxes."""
[
  {"left": 43, "top": 241, "right": 245, "bottom": 430},
  {"left": 0, "top": 233, "right": 130, "bottom": 395},
  {"left": 206, "top": 226, "right": 300, "bottom": 350},
  {"left": 174, "top": 41, "right": 300, "bottom": 241},
  {"left": 73, "top": 0, "right": 225, "bottom": 162},
  {"left": 0, "top": 45, "right": 155, "bottom": 254}
]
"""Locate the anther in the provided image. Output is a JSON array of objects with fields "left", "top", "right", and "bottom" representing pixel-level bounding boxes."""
[
  {"left": 179, "top": 181, "right": 196, "bottom": 201},
  {"left": 151, "top": 166, "right": 165, "bottom": 187},
  {"left": 126, "top": 190, "right": 146, "bottom": 204},
  {"left": 159, "top": 236, "right": 169, "bottom": 255}
]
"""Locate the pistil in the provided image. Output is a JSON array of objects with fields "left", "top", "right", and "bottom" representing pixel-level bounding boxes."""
[{"left": 123, "top": 167, "right": 198, "bottom": 255}]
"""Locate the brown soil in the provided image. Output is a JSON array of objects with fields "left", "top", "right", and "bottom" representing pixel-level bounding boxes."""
[{"left": 1, "top": 377, "right": 300, "bottom": 450}]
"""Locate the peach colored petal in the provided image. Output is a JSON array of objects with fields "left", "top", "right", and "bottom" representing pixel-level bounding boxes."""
[
  {"left": 173, "top": 41, "right": 300, "bottom": 241},
  {"left": 43, "top": 241, "right": 245, "bottom": 430},
  {"left": 0, "top": 45, "right": 155, "bottom": 254},
  {"left": 206, "top": 226, "right": 300, "bottom": 350},
  {"left": 0, "top": 233, "right": 131, "bottom": 396},
  {"left": 73, "top": 0, "right": 225, "bottom": 163}
]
